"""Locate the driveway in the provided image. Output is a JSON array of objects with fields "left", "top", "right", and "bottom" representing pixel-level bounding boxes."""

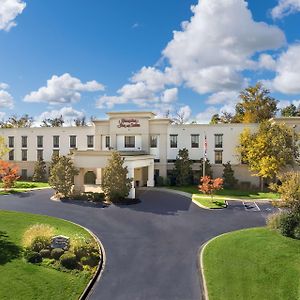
[{"left": 0, "top": 189, "right": 273, "bottom": 300}]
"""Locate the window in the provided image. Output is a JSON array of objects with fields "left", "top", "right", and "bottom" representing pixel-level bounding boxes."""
[
  {"left": 37, "top": 136, "right": 43, "bottom": 148},
  {"left": 125, "top": 136, "right": 135, "bottom": 148},
  {"left": 215, "top": 150, "right": 223, "bottom": 164},
  {"left": 70, "top": 135, "right": 77, "bottom": 148},
  {"left": 21, "top": 169, "right": 27, "bottom": 179},
  {"left": 105, "top": 136, "right": 110, "bottom": 148},
  {"left": 150, "top": 135, "right": 158, "bottom": 148},
  {"left": 191, "top": 134, "right": 199, "bottom": 148},
  {"left": 53, "top": 136, "right": 59, "bottom": 148},
  {"left": 21, "top": 136, "right": 27, "bottom": 148},
  {"left": 22, "top": 149, "right": 27, "bottom": 161},
  {"left": 170, "top": 135, "right": 178, "bottom": 148},
  {"left": 8, "top": 136, "right": 14, "bottom": 148},
  {"left": 87, "top": 135, "right": 94, "bottom": 148},
  {"left": 37, "top": 149, "right": 43, "bottom": 160},
  {"left": 9, "top": 150, "right": 14, "bottom": 161},
  {"left": 52, "top": 149, "right": 59, "bottom": 157},
  {"left": 84, "top": 171, "right": 96, "bottom": 184},
  {"left": 215, "top": 134, "right": 223, "bottom": 148}
]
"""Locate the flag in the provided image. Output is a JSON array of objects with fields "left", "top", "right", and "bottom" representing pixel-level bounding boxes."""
[{"left": 204, "top": 135, "right": 207, "bottom": 161}]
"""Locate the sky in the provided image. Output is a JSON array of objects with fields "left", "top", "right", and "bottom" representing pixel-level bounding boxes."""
[{"left": 1, "top": 0, "right": 300, "bottom": 125}]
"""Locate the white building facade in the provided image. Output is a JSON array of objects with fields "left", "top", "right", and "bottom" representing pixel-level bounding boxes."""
[{"left": 0, "top": 111, "right": 299, "bottom": 198}]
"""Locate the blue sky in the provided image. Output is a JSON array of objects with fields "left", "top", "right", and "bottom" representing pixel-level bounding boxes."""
[{"left": 0, "top": 0, "right": 300, "bottom": 124}]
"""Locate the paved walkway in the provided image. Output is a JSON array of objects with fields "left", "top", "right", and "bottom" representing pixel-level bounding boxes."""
[{"left": 0, "top": 189, "right": 275, "bottom": 300}]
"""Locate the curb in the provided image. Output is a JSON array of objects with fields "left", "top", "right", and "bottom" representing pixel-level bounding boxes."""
[{"left": 192, "top": 198, "right": 228, "bottom": 210}]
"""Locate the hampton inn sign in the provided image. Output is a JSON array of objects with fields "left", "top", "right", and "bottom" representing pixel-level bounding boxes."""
[{"left": 117, "top": 118, "right": 141, "bottom": 128}]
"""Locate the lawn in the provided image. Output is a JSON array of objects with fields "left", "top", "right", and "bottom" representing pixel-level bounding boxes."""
[
  {"left": 202, "top": 228, "right": 300, "bottom": 300},
  {"left": 168, "top": 185, "right": 280, "bottom": 200},
  {"left": 192, "top": 195, "right": 226, "bottom": 209},
  {"left": 0, "top": 181, "right": 50, "bottom": 195},
  {"left": 0, "top": 210, "right": 94, "bottom": 300}
]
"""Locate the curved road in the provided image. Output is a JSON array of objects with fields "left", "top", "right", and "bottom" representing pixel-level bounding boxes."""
[{"left": 0, "top": 189, "right": 270, "bottom": 300}]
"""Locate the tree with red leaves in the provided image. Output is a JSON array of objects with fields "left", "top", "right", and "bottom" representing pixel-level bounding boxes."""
[
  {"left": 0, "top": 160, "right": 20, "bottom": 190},
  {"left": 199, "top": 176, "right": 223, "bottom": 201}
]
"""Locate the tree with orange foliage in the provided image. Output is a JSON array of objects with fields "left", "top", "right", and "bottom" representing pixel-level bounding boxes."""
[
  {"left": 199, "top": 176, "right": 223, "bottom": 202},
  {"left": 0, "top": 160, "right": 20, "bottom": 190}
]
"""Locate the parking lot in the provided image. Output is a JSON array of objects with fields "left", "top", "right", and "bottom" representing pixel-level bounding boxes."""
[{"left": 227, "top": 200, "right": 279, "bottom": 215}]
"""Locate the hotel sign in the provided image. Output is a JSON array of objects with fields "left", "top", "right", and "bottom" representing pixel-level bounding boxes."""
[{"left": 117, "top": 118, "right": 141, "bottom": 128}]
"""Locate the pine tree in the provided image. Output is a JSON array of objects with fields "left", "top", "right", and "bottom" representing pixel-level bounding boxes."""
[
  {"left": 102, "top": 152, "right": 133, "bottom": 202},
  {"left": 32, "top": 158, "right": 47, "bottom": 182},
  {"left": 174, "top": 148, "right": 193, "bottom": 186},
  {"left": 222, "top": 161, "right": 238, "bottom": 189},
  {"left": 199, "top": 158, "right": 213, "bottom": 178},
  {"left": 49, "top": 156, "right": 79, "bottom": 198}
]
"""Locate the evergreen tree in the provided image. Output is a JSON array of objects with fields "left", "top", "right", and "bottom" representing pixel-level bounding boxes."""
[
  {"left": 102, "top": 152, "right": 133, "bottom": 202},
  {"left": 199, "top": 158, "right": 213, "bottom": 178},
  {"left": 174, "top": 148, "right": 193, "bottom": 186},
  {"left": 222, "top": 161, "right": 238, "bottom": 189},
  {"left": 49, "top": 156, "right": 79, "bottom": 198},
  {"left": 32, "top": 158, "right": 47, "bottom": 182}
]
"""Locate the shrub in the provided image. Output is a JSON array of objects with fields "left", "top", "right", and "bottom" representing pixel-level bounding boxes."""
[
  {"left": 279, "top": 212, "right": 299, "bottom": 238},
  {"left": 294, "top": 225, "right": 300, "bottom": 240},
  {"left": 80, "top": 252, "right": 100, "bottom": 267},
  {"left": 60, "top": 252, "right": 77, "bottom": 269},
  {"left": 51, "top": 248, "right": 64, "bottom": 260},
  {"left": 30, "top": 236, "right": 51, "bottom": 252},
  {"left": 267, "top": 213, "right": 282, "bottom": 230},
  {"left": 24, "top": 249, "right": 42, "bottom": 263},
  {"left": 22, "top": 224, "right": 55, "bottom": 248},
  {"left": 40, "top": 249, "right": 51, "bottom": 258},
  {"left": 156, "top": 176, "right": 164, "bottom": 187},
  {"left": 71, "top": 236, "right": 99, "bottom": 260}
]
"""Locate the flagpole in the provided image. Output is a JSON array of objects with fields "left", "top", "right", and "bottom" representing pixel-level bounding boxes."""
[{"left": 203, "top": 133, "right": 207, "bottom": 178}]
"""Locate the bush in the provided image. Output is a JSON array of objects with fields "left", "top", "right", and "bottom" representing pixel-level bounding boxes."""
[
  {"left": 30, "top": 236, "right": 51, "bottom": 252},
  {"left": 156, "top": 176, "right": 164, "bottom": 187},
  {"left": 40, "top": 249, "right": 51, "bottom": 258},
  {"left": 279, "top": 212, "right": 299, "bottom": 238},
  {"left": 60, "top": 252, "right": 77, "bottom": 269},
  {"left": 294, "top": 225, "right": 300, "bottom": 240},
  {"left": 80, "top": 252, "right": 100, "bottom": 267},
  {"left": 24, "top": 249, "right": 42, "bottom": 263},
  {"left": 51, "top": 248, "right": 64, "bottom": 260},
  {"left": 71, "top": 236, "right": 99, "bottom": 260},
  {"left": 267, "top": 213, "right": 282, "bottom": 230},
  {"left": 22, "top": 224, "right": 55, "bottom": 248}
]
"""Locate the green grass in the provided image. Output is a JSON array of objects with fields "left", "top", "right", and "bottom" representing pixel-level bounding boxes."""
[
  {"left": 0, "top": 210, "right": 93, "bottom": 300},
  {"left": 0, "top": 181, "right": 50, "bottom": 195},
  {"left": 193, "top": 195, "right": 226, "bottom": 209},
  {"left": 203, "top": 228, "right": 300, "bottom": 300},
  {"left": 168, "top": 185, "right": 280, "bottom": 200}
]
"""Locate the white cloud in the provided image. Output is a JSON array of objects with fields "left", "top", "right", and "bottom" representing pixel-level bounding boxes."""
[
  {"left": 163, "top": 0, "right": 285, "bottom": 94},
  {"left": 24, "top": 73, "right": 104, "bottom": 105},
  {"left": 271, "top": 0, "right": 300, "bottom": 19},
  {"left": 177, "top": 105, "right": 192, "bottom": 120},
  {"left": 0, "top": 0, "right": 26, "bottom": 31},
  {"left": 206, "top": 91, "right": 239, "bottom": 105},
  {"left": 0, "top": 82, "right": 9, "bottom": 89},
  {"left": 272, "top": 44, "right": 300, "bottom": 94},
  {"left": 0, "top": 82, "right": 14, "bottom": 109},
  {"left": 257, "top": 54, "right": 277, "bottom": 71},
  {"left": 96, "top": 95, "right": 128, "bottom": 109},
  {"left": 0, "top": 111, "right": 6, "bottom": 120},
  {"left": 35, "top": 106, "right": 85, "bottom": 126},
  {"left": 196, "top": 107, "right": 219, "bottom": 124},
  {"left": 161, "top": 88, "right": 178, "bottom": 103}
]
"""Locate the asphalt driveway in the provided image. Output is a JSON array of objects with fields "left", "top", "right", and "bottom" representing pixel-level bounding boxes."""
[{"left": 0, "top": 189, "right": 273, "bottom": 300}]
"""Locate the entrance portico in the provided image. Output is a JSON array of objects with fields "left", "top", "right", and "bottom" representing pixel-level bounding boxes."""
[{"left": 73, "top": 150, "right": 155, "bottom": 198}]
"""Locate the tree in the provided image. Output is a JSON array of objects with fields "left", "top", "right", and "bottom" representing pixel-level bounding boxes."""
[
  {"left": 0, "top": 136, "right": 9, "bottom": 158},
  {"left": 210, "top": 114, "right": 220, "bottom": 124},
  {"left": 0, "top": 161, "right": 20, "bottom": 190},
  {"left": 74, "top": 117, "right": 86, "bottom": 127},
  {"left": 281, "top": 104, "right": 300, "bottom": 117},
  {"left": 235, "top": 83, "right": 278, "bottom": 123},
  {"left": 32, "top": 158, "right": 47, "bottom": 182},
  {"left": 173, "top": 148, "right": 193, "bottom": 186},
  {"left": 198, "top": 176, "right": 223, "bottom": 201},
  {"left": 237, "top": 121, "right": 299, "bottom": 189},
  {"left": 49, "top": 156, "right": 79, "bottom": 198},
  {"left": 270, "top": 172, "right": 300, "bottom": 213},
  {"left": 0, "top": 114, "right": 33, "bottom": 128},
  {"left": 41, "top": 115, "right": 64, "bottom": 127},
  {"left": 222, "top": 161, "right": 238, "bottom": 189},
  {"left": 102, "top": 152, "right": 133, "bottom": 202},
  {"left": 199, "top": 158, "right": 213, "bottom": 178}
]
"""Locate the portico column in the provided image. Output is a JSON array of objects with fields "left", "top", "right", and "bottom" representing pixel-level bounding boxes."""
[
  {"left": 147, "top": 162, "right": 155, "bottom": 187},
  {"left": 96, "top": 168, "right": 102, "bottom": 185},
  {"left": 128, "top": 167, "right": 135, "bottom": 199}
]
